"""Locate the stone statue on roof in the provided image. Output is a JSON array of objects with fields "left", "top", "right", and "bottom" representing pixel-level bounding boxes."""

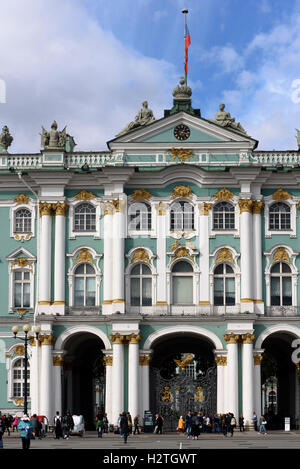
[
  {"left": 117, "top": 101, "right": 155, "bottom": 136},
  {"left": 0, "top": 125, "right": 13, "bottom": 153},
  {"left": 210, "top": 103, "right": 247, "bottom": 135},
  {"left": 40, "top": 120, "right": 75, "bottom": 151},
  {"left": 295, "top": 129, "right": 300, "bottom": 150}
]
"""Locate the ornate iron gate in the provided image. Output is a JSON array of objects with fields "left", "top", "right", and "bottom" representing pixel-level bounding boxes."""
[{"left": 150, "top": 365, "right": 217, "bottom": 431}]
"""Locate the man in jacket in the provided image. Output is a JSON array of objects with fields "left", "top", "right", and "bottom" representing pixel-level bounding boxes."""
[{"left": 62, "top": 411, "right": 74, "bottom": 440}]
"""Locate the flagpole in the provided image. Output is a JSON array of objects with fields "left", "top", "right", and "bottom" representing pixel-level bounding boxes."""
[{"left": 182, "top": 8, "right": 188, "bottom": 85}]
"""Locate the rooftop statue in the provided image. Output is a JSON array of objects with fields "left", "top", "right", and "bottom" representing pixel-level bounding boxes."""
[
  {"left": 0, "top": 125, "right": 13, "bottom": 153},
  {"left": 172, "top": 76, "right": 192, "bottom": 100},
  {"left": 117, "top": 101, "right": 155, "bottom": 136},
  {"left": 210, "top": 103, "right": 247, "bottom": 135},
  {"left": 41, "top": 120, "right": 75, "bottom": 150},
  {"left": 295, "top": 129, "right": 300, "bottom": 150}
]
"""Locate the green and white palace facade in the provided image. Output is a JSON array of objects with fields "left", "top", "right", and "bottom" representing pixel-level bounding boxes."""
[{"left": 1, "top": 82, "right": 300, "bottom": 430}]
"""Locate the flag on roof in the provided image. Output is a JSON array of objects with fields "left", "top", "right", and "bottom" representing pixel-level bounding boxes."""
[{"left": 185, "top": 26, "right": 191, "bottom": 75}]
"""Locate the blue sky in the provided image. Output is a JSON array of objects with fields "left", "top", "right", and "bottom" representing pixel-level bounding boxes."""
[{"left": 1, "top": 0, "right": 300, "bottom": 152}]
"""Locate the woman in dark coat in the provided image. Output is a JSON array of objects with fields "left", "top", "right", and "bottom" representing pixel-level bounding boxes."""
[{"left": 120, "top": 412, "right": 129, "bottom": 443}]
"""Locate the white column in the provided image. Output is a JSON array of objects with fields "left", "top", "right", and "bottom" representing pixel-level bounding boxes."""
[
  {"left": 30, "top": 339, "right": 40, "bottom": 415},
  {"left": 40, "top": 334, "right": 54, "bottom": 420},
  {"left": 242, "top": 334, "right": 255, "bottom": 428},
  {"left": 53, "top": 355, "right": 63, "bottom": 415},
  {"left": 225, "top": 334, "right": 239, "bottom": 417},
  {"left": 198, "top": 203, "right": 211, "bottom": 307},
  {"left": 254, "top": 354, "right": 263, "bottom": 417},
  {"left": 128, "top": 335, "right": 141, "bottom": 420},
  {"left": 140, "top": 355, "right": 151, "bottom": 416},
  {"left": 104, "top": 355, "right": 113, "bottom": 423},
  {"left": 53, "top": 203, "right": 67, "bottom": 310},
  {"left": 111, "top": 335, "right": 124, "bottom": 425},
  {"left": 216, "top": 355, "right": 226, "bottom": 414},
  {"left": 112, "top": 199, "right": 126, "bottom": 313},
  {"left": 156, "top": 204, "right": 167, "bottom": 308},
  {"left": 238, "top": 199, "right": 254, "bottom": 312},
  {"left": 38, "top": 203, "right": 53, "bottom": 307},
  {"left": 253, "top": 201, "right": 264, "bottom": 312},
  {"left": 102, "top": 204, "right": 114, "bottom": 313}
]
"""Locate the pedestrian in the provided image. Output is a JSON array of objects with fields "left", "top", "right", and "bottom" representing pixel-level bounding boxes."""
[
  {"left": 62, "top": 411, "right": 74, "bottom": 440},
  {"left": 18, "top": 414, "right": 34, "bottom": 450},
  {"left": 127, "top": 412, "right": 133, "bottom": 434},
  {"left": 133, "top": 415, "right": 140, "bottom": 435},
  {"left": 221, "top": 414, "right": 227, "bottom": 436},
  {"left": 191, "top": 412, "right": 201, "bottom": 440},
  {"left": 239, "top": 414, "right": 245, "bottom": 432},
  {"left": 96, "top": 414, "right": 105, "bottom": 438},
  {"left": 185, "top": 410, "right": 193, "bottom": 438},
  {"left": 3, "top": 414, "right": 11, "bottom": 436},
  {"left": 253, "top": 412, "right": 258, "bottom": 432},
  {"left": 230, "top": 413, "right": 236, "bottom": 437},
  {"left": 12, "top": 415, "right": 19, "bottom": 432},
  {"left": 0, "top": 417, "right": 4, "bottom": 449},
  {"left": 259, "top": 415, "right": 267, "bottom": 435},
  {"left": 53, "top": 411, "right": 63, "bottom": 439},
  {"left": 177, "top": 415, "right": 185, "bottom": 433},
  {"left": 153, "top": 413, "right": 163, "bottom": 434},
  {"left": 120, "top": 411, "right": 130, "bottom": 444},
  {"left": 31, "top": 414, "right": 40, "bottom": 439},
  {"left": 103, "top": 413, "right": 109, "bottom": 433}
]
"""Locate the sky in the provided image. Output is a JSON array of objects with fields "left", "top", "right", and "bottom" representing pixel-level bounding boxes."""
[{"left": 1, "top": 0, "right": 300, "bottom": 153}]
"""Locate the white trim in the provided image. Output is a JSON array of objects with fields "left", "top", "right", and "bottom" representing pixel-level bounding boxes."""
[
  {"left": 209, "top": 197, "right": 240, "bottom": 238},
  {"left": 68, "top": 196, "right": 101, "bottom": 239},
  {"left": 255, "top": 324, "right": 300, "bottom": 350},
  {"left": 10, "top": 200, "right": 36, "bottom": 241},
  {"left": 143, "top": 325, "right": 223, "bottom": 350},
  {"left": 264, "top": 197, "right": 297, "bottom": 238},
  {"left": 54, "top": 325, "right": 111, "bottom": 350}
]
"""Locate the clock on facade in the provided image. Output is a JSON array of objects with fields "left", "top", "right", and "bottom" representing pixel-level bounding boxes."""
[{"left": 174, "top": 124, "right": 191, "bottom": 141}]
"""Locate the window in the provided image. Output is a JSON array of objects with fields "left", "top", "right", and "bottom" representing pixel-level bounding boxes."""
[
  {"left": 74, "top": 203, "right": 96, "bottom": 232},
  {"left": 170, "top": 202, "right": 194, "bottom": 231},
  {"left": 15, "top": 208, "right": 32, "bottom": 233},
  {"left": 13, "top": 271, "right": 31, "bottom": 308},
  {"left": 12, "top": 358, "right": 30, "bottom": 398},
  {"left": 129, "top": 203, "right": 152, "bottom": 231},
  {"left": 130, "top": 263, "right": 152, "bottom": 306},
  {"left": 269, "top": 203, "right": 291, "bottom": 230},
  {"left": 213, "top": 263, "right": 235, "bottom": 306},
  {"left": 213, "top": 202, "right": 235, "bottom": 230},
  {"left": 270, "top": 262, "right": 292, "bottom": 306},
  {"left": 74, "top": 263, "right": 96, "bottom": 306},
  {"left": 171, "top": 261, "right": 193, "bottom": 305}
]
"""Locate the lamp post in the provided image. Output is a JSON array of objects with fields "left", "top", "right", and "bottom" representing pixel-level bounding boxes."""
[{"left": 12, "top": 324, "right": 41, "bottom": 416}]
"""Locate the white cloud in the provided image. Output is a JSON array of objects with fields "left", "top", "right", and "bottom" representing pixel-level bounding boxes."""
[{"left": 0, "top": 0, "right": 177, "bottom": 153}]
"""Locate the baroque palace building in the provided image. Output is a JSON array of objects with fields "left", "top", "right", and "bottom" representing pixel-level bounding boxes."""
[{"left": 1, "top": 79, "right": 300, "bottom": 430}]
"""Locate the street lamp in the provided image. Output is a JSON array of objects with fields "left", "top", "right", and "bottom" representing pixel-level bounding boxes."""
[{"left": 11, "top": 324, "right": 41, "bottom": 416}]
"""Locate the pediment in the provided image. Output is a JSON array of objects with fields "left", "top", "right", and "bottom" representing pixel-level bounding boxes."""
[
  {"left": 108, "top": 112, "right": 258, "bottom": 151},
  {"left": 6, "top": 247, "right": 36, "bottom": 262}
]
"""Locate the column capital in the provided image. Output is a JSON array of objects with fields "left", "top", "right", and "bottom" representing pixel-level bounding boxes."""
[
  {"left": 241, "top": 333, "right": 255, "bottom": 344},
  {"left": 53, "top": 202, "right": 68, "bottom": 216},
  {"left": 39, "top": 202, "right": 53, "bottom": 217},
  {"left": 155, "top": 201, "right": 168, "bottom": 216},
  {"left": 252, "top": 200, "right": 264, "bottom": 215},
  {"left": 40, "top": 334, "right": 55, "bottom": 346},
  {"left": 224, "top": 333, "right": 240, "bottom": 344},
  {"left": 215, "top": 356, "right": 227, "bottom": 366},
  {"left": 126, "top": 333, "right": 142, "bottom": 345},
  {"left": 198, "top": 202, "right": 212, "bottom": 216},
  {"left": 53, "top": 356, "right": 64, "bottom": 366},
  {"left": 101, "top": 201, "right": 114, "bottom": 216},
  {"left": 103, "top": 356, "right": 113, "bottom": 366},
  {"left": 238, "top": 198, "right": 253, "bottom": 214},
  {"left": 254, "top": 355, "right": 263, "bottom": 365},
  {"left": 110, "top": 333, "right": 125, "bottom": 345},
  {"left": 139, "top": 355, "right": 152, "bottom": 366}
]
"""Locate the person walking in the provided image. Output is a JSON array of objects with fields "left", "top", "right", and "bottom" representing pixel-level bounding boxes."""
[
  {"left": 185, "top": 411, "right": 193, "bottom": 438},
  {"left": 103, "top": 413, "right": 109, "bottom": 433},
  {"left": 62, "top": 411, "right": 74, "bottom": 440},
  {"left": 120, "top": 411, "right": 130, "bottom": 444},
  {"left": 18, "top": 414, "right": 34, "bottom": 450},
  {"left": 133, "top": 415, "right": 140, "bottom": 435},
  {"left": 253, "top": 412, "right": 258, "bottom": 432},
  {"left": 239, "top": 414, "right": 245, "bottom": 432},
  {"left": 31, "top": 414, "right": 40, "bottom": 439},
  {"left": 12, "top": 415, "right": 19, "bottom": 433},
  {"left": 127, "top": 412, "right": 133, "bottom": 434},
  {"left": 96, "top": 414, "right": 105, "bottom": 438},
  {"left": 177, "top": 415, "right": 185, "bottom": 433},
  {"left": 259, "top": 415, "right": 267, "bottom": 435},
  {"left": 0, "top": 417, "right": 4, "bottom": 448},
  {"left": 53, "top": 411, "right": 63, "bottom": 439},
  {"left": 153, "top": 413, "right": 164, "bottom": 435}
]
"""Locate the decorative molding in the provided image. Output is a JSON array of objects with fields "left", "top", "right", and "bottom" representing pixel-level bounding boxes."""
[
  {"left": 238, "top": 199, "right": 253, "bottom": 214},
  {"left": 155, "top": 201, "right": 168, "bottom": 216},
  {"left": 75, "top": 189, "right": 96, "bottom": 201},
  {"left": 139, "top": 355, "right": 151, "bottom": 366},
  {"left": 126, "top": 333, "right": 142, "bottom": 345},
  {"left": 198, "top": 202, "right": 212, "bottom": 216},
  {"left": 112, "top": 199, "right": 120, "bottom": 212},
  {"left": 173, "top": 353, "right": 194, "bottom": 371},
  {"left": 252, "top": 200, "right": 264, "bottom": 215},
  {"left": 224, "top": 333, "right": 240, "bottom": 344},
  {"left": 110, "top": 333, "right": 125, "bottom": 345},
  {"left": 156, "top": 301, "right": 168, "bottom": 305},
  {"left": 101, "top": 201, "right": 114, "bottom": 216},
  {"left": 14, "top": 193, "right": 30, "bottom": 205},
  {"left": 53, "top": 202, "right": 68, "bottom": 216},
  {"left": 272, "top": 188, "right": 293, "bottom": 201},
  {"left": 53, "top": 356, "right": 64, "bottom": 366},
  {"left": 173, "top": 246, "right": 194, "bottom": 262},
  {"left": 14, "top": 398, "right": 24, "bottom": 407},
  {"left": 39, "top": 202, "right": 53, "bottom": 217},
  {"left": 215, "top": 248, "right": 235, "bottom": 265},
  {"left": 10, "top": 257, "right": 33, "bottom": 271},
  {"left": 103, "top": 356, "right": 113, "bottom": 366},
  {"left": 215, "top": 356, "right": 227, "bottom": 366},
  {"left": 14, "top": 345, "right": 25, "bottom": 356},
  {"left": 213, "top": 188, "right": 234, "bottom": 201},
  {"left": 75, "top": 248, "right": 93, "bottom": 265},
  {"left": 241, "top": 333, "right": 255, "bottom": 344},
  {"left": 169, "top": 147, "right": 194, "bottom": 164},
  {"left": 254, "top": 355, "right": 263, "bottom": 365},
  {"left": 171, "top": 185, "right": 193, "bottom": 199},
  {"left": 131, "top": 189, "right": 152, "bottom": 201},
  {"left": 40, "top": 334, "right": 55, "bottom": 346},
  {"left": 130, "top": 248, "right": 150, "bottom": 264},
  {"left": 272, "top": 246, "right": 290, "bottom": 264}
]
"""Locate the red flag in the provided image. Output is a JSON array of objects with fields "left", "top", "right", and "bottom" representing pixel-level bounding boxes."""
[{"left": 185, "top": 26, "right": 191, "bottom": 75}]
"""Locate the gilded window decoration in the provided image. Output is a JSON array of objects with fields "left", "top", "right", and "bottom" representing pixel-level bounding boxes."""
[
  {"left": 75, "top": 190, "right": 96, "bottom": 201},
  {"left": 169, "top": 147, "right": 194, "bottom": 164},
  {"left": 272, "top": 188, "right": 293, "bottom": 201},
  {"left": 130, "top": 189, "right": 152, "bottom": 201},
  {"left": 213, "top": 188, "right": 234, "bottom": 201}
]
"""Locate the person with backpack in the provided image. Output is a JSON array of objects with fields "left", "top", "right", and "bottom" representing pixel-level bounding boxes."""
[
  {"left": 62, "top": 411, "right": 74, "bottom": 440},
  {"left": 229, "top": 413, "right": 236, "bottom": 437},
  {"left": 54, "top": 411, "right": 63, "bottom": 439}
]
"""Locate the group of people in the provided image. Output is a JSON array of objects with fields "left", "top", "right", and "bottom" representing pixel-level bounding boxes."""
[
  {"left": 53, "top": 411, "right": 75, "bottom": 440},
  {"left": 0, "top": 413, "right": 20, "bottom": 436}
]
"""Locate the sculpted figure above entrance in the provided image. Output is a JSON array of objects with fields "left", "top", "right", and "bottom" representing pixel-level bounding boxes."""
[{"left": 117, "top": 101, "right": 155, "bottom": 136}]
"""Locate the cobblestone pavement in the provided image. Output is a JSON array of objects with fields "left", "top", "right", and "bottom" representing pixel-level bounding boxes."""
[{"left": 1, "top": 430, "right": 300, "bottom": 450}]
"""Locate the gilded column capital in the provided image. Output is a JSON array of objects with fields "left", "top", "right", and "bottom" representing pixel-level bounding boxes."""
[
  {"left": 254, "top": 355, "right": 263, "bottom": 366},
  {"left": 139, "top": 355, "right": 152, "bottom": 366},
  {"left": 198, "top": 202, "right": 212, "bottom": 216},
  {"left": 101, "top": 201, "right": 114, "bottom": 216},
  {"left": 224, "top": 333, "right": 240, "bottom": 345},
  {"left": 40, "top": 334, "right": 55, "bottom": 346},
  {"left": 53, "top": 202, "right": 68, "bottom": 216},
  {"left": 215, "top": 356, "right": 227, "bottom": 366},
  {"left": 127, "top": 333, "right": 142, "bottom": 345},
  {"left": 112, "top": 199, "right": 120, "bottom": 213},
  {"left": 53, "top": 356, "right": 64, "bottom": 366},
  {"left": 241, "top": 333, "right": 255, "bottom": 344},
  {"left": 39, "top": 202, "right": 53, "bottom": 217},
  {"left": 110, "top": 333, "right": 125, "bottom": 345},
  {"left": 252, "top": 201, "right": 264, "bottom": 215},
  {"left": 103, "top": 356, "right": 113, "bottom": 366},
  {"left": 155, "top": 201, "right": 168, "bottom": 216},
  {"left": 238, "top": 198, "right": 253, "bottom": 214}
]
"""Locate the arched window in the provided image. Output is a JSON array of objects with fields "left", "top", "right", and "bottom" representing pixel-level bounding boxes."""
[
  {"left": 269, "top": 203, "right": 291, "bottom": 230},
  {"left": 270, "top": 262, "right": 292, "bottom": 306},
  {"left": 129, "top": 202, "right": 152, "bottom": 231},
  {"left": 74, "top": 263, "right": 96, "bottom": 306},
  {"left": 170, "top": 201, "right": 194, "bottom": 231},
  {"left": 14, "top": 208, "right": 32, "bottom": 233},
  {"left": 13, "top": 270, "right": 31, "bottom": 308},
  {"left": 213, "top": 202, "right": 235, "bottom": 230},
  {"left": 12, "top": 358, "right": 30, "bottom": 398},
  {"left": 74, "top": 203, "right": 96, "bottom": 232},
  {"left": 171, "top": 261, "right": 193, "bottom": 305},
  {"left": 130, "top": 263, "right": 152, "bottom": 306},
  {"left": 213, "top": 263, "right": 235, "bottom": 305}
]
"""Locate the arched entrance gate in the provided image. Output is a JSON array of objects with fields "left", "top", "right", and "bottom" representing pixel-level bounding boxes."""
[{"left": 149, "top": 332, "right": 217, "bottom": 431}]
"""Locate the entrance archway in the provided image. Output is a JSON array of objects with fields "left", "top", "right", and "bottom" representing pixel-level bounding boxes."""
[
  {"left": 62, "top": 332, "right": 106, "bottom": 430},
  {"left": 149, "top": 332, "right": 217, "bottom": 431}
]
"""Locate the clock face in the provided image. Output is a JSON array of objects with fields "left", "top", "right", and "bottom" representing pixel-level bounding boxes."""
[{"left": 174, "top": 124, "right": 190, "bottom": 141}]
